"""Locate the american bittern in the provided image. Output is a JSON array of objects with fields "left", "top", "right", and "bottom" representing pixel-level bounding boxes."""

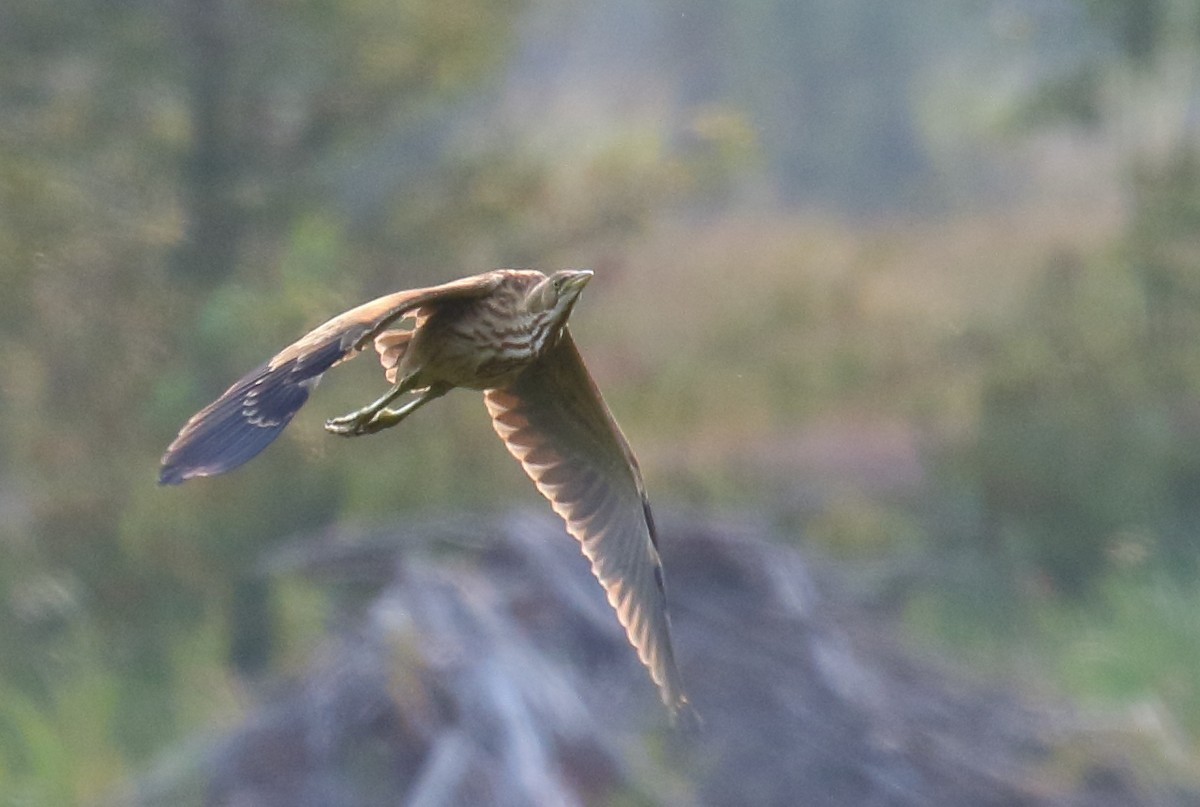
[{"left": 160, "top": 269, "right": 691, "bottom": 718}]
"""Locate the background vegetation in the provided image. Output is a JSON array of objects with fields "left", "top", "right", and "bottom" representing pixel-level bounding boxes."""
[{"left": 2, "top": 0, "right": 1200, "bottom": 801}]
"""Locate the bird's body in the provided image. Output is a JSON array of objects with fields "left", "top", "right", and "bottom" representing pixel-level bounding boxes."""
[
  {"left": 390, "top": 272, "right": 551, "bottom": 390},
  {"left": 160, "top": 269, "right": 692, "bottom": 719}
]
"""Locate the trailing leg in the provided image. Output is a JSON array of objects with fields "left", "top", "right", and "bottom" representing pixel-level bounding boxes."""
[{"left": 325, "top": 383, "right": 450, "bottom": 436}]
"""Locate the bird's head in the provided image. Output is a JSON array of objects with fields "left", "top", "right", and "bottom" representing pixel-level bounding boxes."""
[{"left": 525, "top": 269, "right": 593, "bottom": 324}]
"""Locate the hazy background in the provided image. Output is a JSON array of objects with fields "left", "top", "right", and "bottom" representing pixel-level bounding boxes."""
[{"left": 3, "top": 0, "right": 1200, "bottom": 802}]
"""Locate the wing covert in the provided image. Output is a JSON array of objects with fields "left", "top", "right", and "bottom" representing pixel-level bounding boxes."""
[{"left": 160, "top": 272, "right": 506, "bottom": 484}]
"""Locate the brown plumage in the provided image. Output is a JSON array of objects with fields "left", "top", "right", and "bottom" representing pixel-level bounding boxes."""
[{"left": 159, "top": 269, "right": 691, "bottom": 718}]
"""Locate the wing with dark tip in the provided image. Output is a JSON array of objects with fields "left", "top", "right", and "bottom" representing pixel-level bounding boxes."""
[
  {"left": 159, "top": 272, "right": 506, "bottom": 485},
  {"left": 484, "top": 330, "right": 690, "bottom": 716}
]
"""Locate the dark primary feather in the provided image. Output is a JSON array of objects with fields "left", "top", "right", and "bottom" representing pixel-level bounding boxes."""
[
  {"left": 159, "top": 347, "right": 334, "bottom": 485},
  {"left": 484, "top": 331, "right": 690, "bottom": 716}
]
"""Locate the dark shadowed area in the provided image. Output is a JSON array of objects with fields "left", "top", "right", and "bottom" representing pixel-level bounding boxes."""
[{"left": 124, "top": 513, "right": 1190, "bottom": 807}]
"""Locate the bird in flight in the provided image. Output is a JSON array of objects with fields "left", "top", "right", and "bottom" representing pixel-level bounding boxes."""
[{"left": 160, "top": 269, "right": 691, "bottom": 719}]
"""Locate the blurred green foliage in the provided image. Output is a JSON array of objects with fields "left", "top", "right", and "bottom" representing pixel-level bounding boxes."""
[
  {"left": 901, "top": 5, "right": 1200, "bottom": 763},
  {"left": 3, "top": 0, "right": 1200, "bottom": 799}
]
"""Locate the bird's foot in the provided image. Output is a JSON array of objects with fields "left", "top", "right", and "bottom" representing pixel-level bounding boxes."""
[
  {"left": 325, "top": 385, "right": 448, "bottom": 437},
  {"left": 324, "top": 410, "right": 380, "bottom": 437},
  {"left": 325, "top": 404, "right": 413, "bottom": 437}
]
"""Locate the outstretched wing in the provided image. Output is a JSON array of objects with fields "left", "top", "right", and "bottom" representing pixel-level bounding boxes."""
[
  {"left": 484, "top": 331, "right": 690, "bottom": 717},
  {"left": 160, "top": 272, "right": 506, "bottom": 485}
]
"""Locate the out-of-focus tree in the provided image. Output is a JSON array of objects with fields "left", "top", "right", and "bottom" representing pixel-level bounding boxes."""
[
  {"left": 958, "top": 0, "right": 1200, "bottom": 595},
  {"left": 970, "top": 254, "right": 1171, "bottom": 594},
  {"left": 1085, "top": 0, "right": 1161, "bottom": 65},
  {"left": 168, "top": 0, "right": 526, "bottom": 286},
  {"left": 660, "top": 0, "right": 932, "bottom": 210}
]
